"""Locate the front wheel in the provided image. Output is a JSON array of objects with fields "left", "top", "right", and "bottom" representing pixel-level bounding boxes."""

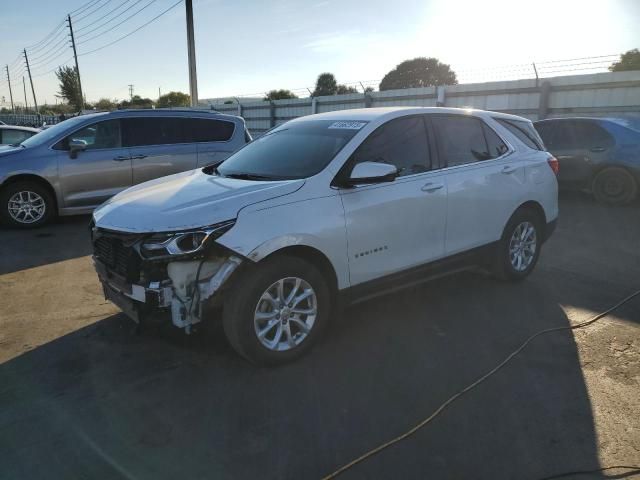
[
  {"left": 0, "top": 181, "right": 55, "bottom": 228},
  {"left": 492, "top": 210, "right": 542, "bottom": 281},
  {"left": 223, "top": 255, "right": 331, "bottom": 365}
]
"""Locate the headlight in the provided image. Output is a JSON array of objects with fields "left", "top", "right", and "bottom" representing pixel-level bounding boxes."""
[{"left": 140, "top": 220, "right": 235, "bottom": 259}]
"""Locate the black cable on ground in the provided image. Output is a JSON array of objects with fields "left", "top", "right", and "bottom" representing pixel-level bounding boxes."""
[
  {"left": 537, "top": 465, "right": 640, "bottom": 480},
  {"left": 321, "top": 288, "right": 640, "bottom": 480}
]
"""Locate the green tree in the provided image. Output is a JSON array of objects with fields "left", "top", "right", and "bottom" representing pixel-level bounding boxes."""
[
  {"left": 336, "top": 84, "right": 358, "bottom": 94},
  {"left": 264, "top": 89, "right": 298, "bottom": 101},
  {"left": 94, "top": 98, "right": 118, "bottom": 111},
  {"left": 55, "top": 66, "right": 83, "bottom": 111},
  {"left": 119, "top": 95, "right": 154, "bottom": 109},
  {"left": 609, "top": 49, "right": 640, "bottom": 72},
  {"left": 313, "top": 73, "right": 338, "bottom": 96},
  {"left": 379, "top": 57, "right": 457, "bottom": 91},
  {"left": 157, "top": 91, "right": 190, "bottom": 108}
]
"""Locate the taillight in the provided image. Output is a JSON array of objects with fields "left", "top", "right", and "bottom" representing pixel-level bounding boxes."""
[{"left": 547, "top": 156, "right": 559, "bottom": 176}]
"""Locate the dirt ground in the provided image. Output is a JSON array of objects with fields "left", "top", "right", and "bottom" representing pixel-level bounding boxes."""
[{"left": 0, "top": 192, "right": 638, "bottom": 479}]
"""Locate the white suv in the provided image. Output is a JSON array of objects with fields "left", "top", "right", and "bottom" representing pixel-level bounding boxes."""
[{"left": 92, "top": 107, "right": 558, "bottom": 365}]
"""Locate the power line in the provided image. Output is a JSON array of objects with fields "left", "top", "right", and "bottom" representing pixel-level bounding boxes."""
[
  {"left": 74, "top": 0, "right": 115, "bottom": 23},
  {"left": 29, "top": 43, "right": 72, "bottom": 71},
  {"left": 70, "top": 0, "right": 103, "bottom": 15},
  {"left": 77, "top": 0, "right": 157, "bottom": 44},
  {"left": 31, "top": 57, "right": 75, "bottom": 78},
  {"left": 28, "top": 35, "right": 70, "bottom": 64},
  {"left": 75, "top": 0, "right": 132, "bottom": 33},
  {"left": 76, "top": 0, "right": 147, "bottom": 40},
  {"left": 79, "top": 0, "right": 182, "bottom": 56},
  {"left": 25, "top": 19, "right": 66, "bottom": 51}
]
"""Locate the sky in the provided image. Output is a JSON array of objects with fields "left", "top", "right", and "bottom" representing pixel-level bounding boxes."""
[{"left": 1, "top": 0, "right": 639, "bottom": 107}]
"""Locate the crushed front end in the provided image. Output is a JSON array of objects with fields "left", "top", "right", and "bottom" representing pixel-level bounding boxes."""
[{"left": 91, "top": 220, "right": 243, "bottom": 333}]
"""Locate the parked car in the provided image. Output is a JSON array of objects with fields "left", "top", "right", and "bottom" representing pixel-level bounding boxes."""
[
  {"left": 91, "top": 107, "right": 559, "bottom": 365},
  {"left": 534, "top": 117, "right": 640, "bottom": 205},
  {"left": 0, "top": 125, "right": 39, "bottom": 145},
  {"left": 0, "top": 109, "right": 250, "bottom": 227}
]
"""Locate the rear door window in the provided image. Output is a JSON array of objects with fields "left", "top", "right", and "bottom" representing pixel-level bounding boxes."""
[
  {"left": 573, "top": 121, "right": 614, "bottom": 149},
  {"left": 350, "top": 116, "right": 431, "bottom": 177},
  {"left": 184, "top": 118, "right": 235, "bottom": 142},
  {"left": 122, "top": 117, "right": 188, "bottom": 147},
  {"left": 495, "top": 118, "right": 544, "bottom": 150},
  {"left": 431, "top": 115, "right": 491, "bottom": 166},
  {"left": 536, "top": 121, "right": 577, "bottom": 150}
]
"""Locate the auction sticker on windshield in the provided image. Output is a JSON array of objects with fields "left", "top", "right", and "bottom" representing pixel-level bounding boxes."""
[{"left": 328, "top": 121, "right": 367, "bottom": 130}]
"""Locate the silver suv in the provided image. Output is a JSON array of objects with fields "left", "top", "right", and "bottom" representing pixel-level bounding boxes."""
[{"left": 0, "top": 109, "right": 250, "bottom": 228}]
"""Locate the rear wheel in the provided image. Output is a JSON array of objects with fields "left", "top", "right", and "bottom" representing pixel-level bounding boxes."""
[
  {"left": 592, "top": 167, "right": 637, "bottom": 205},
  {"left": 0, "top": 181, "right": 55, "bottom": 228},
  {"left": 492, "top": 209, "right": 542, "bottom": 281},
  {"left": 223, "top": 255, "right": 331, "bottom": 365}
]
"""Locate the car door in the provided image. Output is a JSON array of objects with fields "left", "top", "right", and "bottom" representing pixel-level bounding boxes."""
[
  {"left": 191, "top": 117, "right": 242, "bottom": 167},
  {"left": 431, "top": 114, "right": 522, "bottom": 255},
  {"left": 339, "top": 115, "right": 447, "bottom": 286},
  {"left": 122, "top": 116, "right": 198, "bottom": 185},
  {"left": 536, "top": 120, "right": 613, "bottom": 186},
  {"left": 55, "top": 119, "right": 133, "bottom": 209}
]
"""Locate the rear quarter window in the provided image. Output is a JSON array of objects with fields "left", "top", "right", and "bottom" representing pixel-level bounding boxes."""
[{"left": 495, "top": 118, "right": 544, "bottom": 150}]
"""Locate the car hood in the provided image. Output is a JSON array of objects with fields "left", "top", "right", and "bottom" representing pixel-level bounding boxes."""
[{"left": 93, "top": 169, "right": 305, "bottom": 232}]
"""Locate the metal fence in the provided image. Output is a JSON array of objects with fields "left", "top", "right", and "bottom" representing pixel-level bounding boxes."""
[
  {"left": 0, "top": 113, "right": 61, "bottom": 127},
  {"left": 209, "top": 71, "right": 640, "bottom": 137}
]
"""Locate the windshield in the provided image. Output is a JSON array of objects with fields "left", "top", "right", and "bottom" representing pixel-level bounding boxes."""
[
  {"left": 216, "top": 120, "right": 365, "bottom": 180},
  {"left": 20, "top": 115, "right": 103, "bottom": 148},
  {"left": 608, "top": 117, "right": 640, "bottom": 133}
]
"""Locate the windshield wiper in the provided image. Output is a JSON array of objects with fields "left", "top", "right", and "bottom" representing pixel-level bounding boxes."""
[
  {"left": 223, "top": 173, "right": 279, "bottom": 181},
  {"left": 9, "top": 143, "right": 26, "bottom": 148}
]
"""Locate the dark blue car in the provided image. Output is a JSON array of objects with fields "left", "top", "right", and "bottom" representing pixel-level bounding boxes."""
[{"left": 534, "top": 117, "right": 640, "bottom": 205}]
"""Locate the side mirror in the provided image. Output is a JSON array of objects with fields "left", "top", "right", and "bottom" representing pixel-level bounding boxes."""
[
  {"left": 346, "top": 161, "right": 398, "bottom": 186},
  {"left": 69, "top": 139, "right": 87, "bottom": 159}
]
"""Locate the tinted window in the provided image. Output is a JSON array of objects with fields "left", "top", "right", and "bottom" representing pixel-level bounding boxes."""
[
  {"left": 351, "top": 116, "right": 430, "bottom": 177},
  {"left": 483, "top": 125, "right": 509, "bottom": 158},
  {"left": 432, "top": 116, "right": 490, "bottom": 166},
  {"left": 56, "top": 120, "right": 121, "bottom": 150},
  {"left": 573, "top": 121, "right": 614, "bottom": 148},
  {"left": 496, "top": 118, "right": 543, "bottom": 150},
  {"left": 217, "top": 120, "right": 362, "bottom": 180},
  {"left": 185, "top": 118, "right": 235, "bottom": 142},
  {"left": 2, "top": 129, "right": 35, "bottom": 145},
  {"left": 122, "top": 117, "right": 187, "bottom": 147}
]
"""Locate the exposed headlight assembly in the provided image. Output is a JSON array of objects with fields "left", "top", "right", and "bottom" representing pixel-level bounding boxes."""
[{"left": 140, "top": 220, "right": 236, "bottom": 259}]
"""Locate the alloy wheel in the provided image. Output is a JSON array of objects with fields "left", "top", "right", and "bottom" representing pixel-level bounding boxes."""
[
  {"left": 253, "top": 277, "right": 318, "bottom": 351},
  {"left": 508, "top": 221, "right": 537, "bottom": 272},
  {"left": 7, "top": 191, "right": 46, "bottom": 224}
]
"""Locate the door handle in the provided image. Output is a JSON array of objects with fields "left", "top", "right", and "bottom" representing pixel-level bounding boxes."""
[
  {"left": 501, "top": 165, "right": 517, "bottom": 174},
  {"left": 589, "top": 146, "right": 606, "bottom": 153},
  {"left": 421, "top": 182, "right": 444, "bottom": 192},
  {"left": 112, "top": 155, "right": 129, "bottom": 162},
  {"left": 131, "top": 154, "right": 147, "bottom": 160}
]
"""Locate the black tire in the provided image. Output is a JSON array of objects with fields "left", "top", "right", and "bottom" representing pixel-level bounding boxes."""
[
  {"left": 0, "top": 180, "right": 55, "bottom": 228},
  {"left": 223, "top": 255, "right": 331, "bottom": 366},
  {"left": 592, "top": 167, "right": 637, "bottom": 206},
  {"left": 491, "top": 209, "right": 543, "bottom": 282}
]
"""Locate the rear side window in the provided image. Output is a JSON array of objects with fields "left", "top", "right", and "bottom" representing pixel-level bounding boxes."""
[
  {"left": 351, "top": 116, "right": 430, "bottom": 177},
  {"left": 122, "top": 117, "right": 188, "bottom": 147},
  {"left": 432, "top": 115, "right": 492, "bottom": 166},
  {"left": 483, "top": 125, "right": 509, "bottom": 158},
  {"left": 184, "top": 118, "right": 235, "bottom": 142},
  {"left": 496, "top": 118, "right": 544, "bottom": 150}
]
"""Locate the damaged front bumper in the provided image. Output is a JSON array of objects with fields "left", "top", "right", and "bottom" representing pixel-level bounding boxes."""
[{"left": 92, "top": 229, "right": 243, "bottom": 332}]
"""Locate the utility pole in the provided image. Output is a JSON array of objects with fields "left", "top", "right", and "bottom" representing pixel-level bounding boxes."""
[
  {"left": 158, "top": 86, "right": 161, "bottom": 99},
  {"left": 23, "top": 49, "right": 38, "bottom": 114},
  {"left": 22, "top": 76, "right": 29, "bottom": 112},
  {"left": 128, "top": 84, "right": 134, "bottom": 101},
  {"left": 67, "top": 14, "right": 84, "bottom": 111},
  {"left": 5, "top": 65, "right": 15, "bottom": 113},
  {"left": 185, "top": 0, "right": 198, "bottom": 107}
]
